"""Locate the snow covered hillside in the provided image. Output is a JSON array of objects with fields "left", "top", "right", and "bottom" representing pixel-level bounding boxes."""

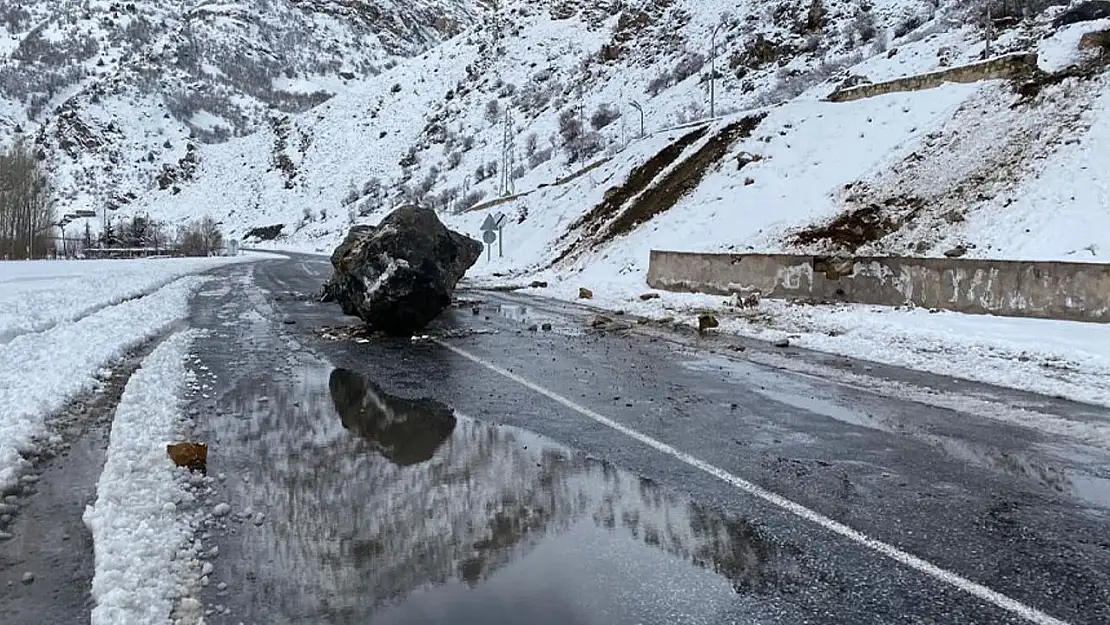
[{"left": 0, "top": 0, "right": 493, "bottom": 217}]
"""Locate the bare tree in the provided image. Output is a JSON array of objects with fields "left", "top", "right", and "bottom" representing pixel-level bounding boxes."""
[
  {"left": 176, "top": 215, "right": 225, "bottom": 256},
  {"left": 0, "top": 141, "right": 55, "bottom": 259},
  {"left": 199, "top": 216, "right": 224, "bottom": 254}
]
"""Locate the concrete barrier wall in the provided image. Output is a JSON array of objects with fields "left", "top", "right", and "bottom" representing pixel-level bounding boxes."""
[
  {"left": 826, "top": 53, "right": 1039, "bottom": 103},
  {"left": 647, "top": 251, "right": 1110, "bottom": 322}
]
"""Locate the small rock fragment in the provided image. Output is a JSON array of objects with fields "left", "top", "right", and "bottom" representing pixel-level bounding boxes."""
[
  {"left": 0, "top": 532, "right": 13, "bottom": 541},
  {"left": 774, "top": 338, "right": 791, "bottom": 348},
  {"left": 252, "top": 512, "right": 265, "bottom": 526},
  {"left": 578, "top": 287, "right": 593, "bottom": 299},
  {"left": 942, "top": 210, "right": 965, "bottom": 224},
  {"left": 167, "top": 442, "right": 208, "bottom": 473},
  {"left": 212, "top": 503, "right": 232, "bottom": 517},
  {"left": 697, "top": 314, "right": 719, "bottom": 333},
  {"left": 529, "top": 280, "right": 548, "bottom": 288},
  {"left": 540, "top": 322, "right": 552, "bottom": 331},
  {"left": 589, "top": 315, "right": 613, "bottom": 328},
  {"left": 21, "top": 572, "right": 34, "bottom": 585},
  {"left": 217, "top": 582, "right": 228, "bottom": 591},
  {"left": 943, "top": 245, "right": 967, "bottom": 258},
  {"left": 639, "top": 292, "right": 660, "bottom": 301}
]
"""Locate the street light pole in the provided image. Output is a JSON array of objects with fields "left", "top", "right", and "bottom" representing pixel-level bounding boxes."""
[
  {"left": 710, "top": 22, "right": 724, "bottom": 120},
  {"left": 630, "top": 101, "right": 644, "bottom": 138}
]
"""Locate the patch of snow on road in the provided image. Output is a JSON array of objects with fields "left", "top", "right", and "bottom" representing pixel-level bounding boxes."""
[
  {"left": 83, "top": 330, "right": 203, "bottom": 625},
  {"left": 0, "top": 275, "right": 210, "bottom": 494}
]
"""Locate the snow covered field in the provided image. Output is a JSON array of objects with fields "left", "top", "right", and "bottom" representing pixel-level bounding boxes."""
[
  {"left": 0, "top": 254, "right": 274, "bottom": 494},
  {"left": 0, "top": 255, "right": 275, "bottom": 344}
]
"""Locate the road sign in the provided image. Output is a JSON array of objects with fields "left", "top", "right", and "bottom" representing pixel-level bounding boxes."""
[
  {"left": 480, "top": 214, "right": 498, "bottom": 231},
  {"left": 483, "top": 228, "right": 496, "bottom": 262},
  {"left": 494, "top": 212, "right": 508, "bottom": 228}
]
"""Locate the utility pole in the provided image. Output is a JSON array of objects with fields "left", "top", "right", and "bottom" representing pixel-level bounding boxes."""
[
  {"left": 710, "top": 22, "right": 724, "bottom": 119},
  {"left": 984, "top": 3, "right": 994, "bottom": 58},
  {"left": 499, "top": 109, "right": 514, "bottom": 197}
]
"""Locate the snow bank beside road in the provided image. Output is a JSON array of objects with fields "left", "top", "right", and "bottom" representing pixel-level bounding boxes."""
[
  {"left": 0, "top": 275, "right": 207, "bottom": 494},
  {"left": 0, "top": 254, "right": 275, "bottom": 344},
  {"left": 83, "top": 330, "right": 203, "bottom": 625}
]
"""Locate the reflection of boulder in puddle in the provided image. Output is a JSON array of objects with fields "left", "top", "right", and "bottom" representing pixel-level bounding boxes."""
[{"left": 329, "top": 368, "right": 456, "bottom": 466}]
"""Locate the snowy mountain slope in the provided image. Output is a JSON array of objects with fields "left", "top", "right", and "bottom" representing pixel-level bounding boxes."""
[
  {"left": 131, "top": 0, "right": 971, "bottom": 230},
  {"left": 0, "top": 0, "right": 493, "bottom": 217}
]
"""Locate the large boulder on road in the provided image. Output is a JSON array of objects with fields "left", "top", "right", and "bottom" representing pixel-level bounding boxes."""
[{"left": 322, "top": 205, "right": 482, "bottom": 335}]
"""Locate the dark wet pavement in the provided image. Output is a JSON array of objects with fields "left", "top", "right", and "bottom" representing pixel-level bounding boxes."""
[{"left": 184, "top": 255, "right": 1110, "bottom": 625}]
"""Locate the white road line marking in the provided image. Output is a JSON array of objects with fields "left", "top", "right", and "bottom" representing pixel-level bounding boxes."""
[{"left": 434, "top": 339, "right": 1072, "bottom": 625}]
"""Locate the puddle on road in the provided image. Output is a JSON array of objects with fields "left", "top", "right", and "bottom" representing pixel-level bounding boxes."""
[{"left": 218, "top": 366, "right": 800, "bottom": 624}]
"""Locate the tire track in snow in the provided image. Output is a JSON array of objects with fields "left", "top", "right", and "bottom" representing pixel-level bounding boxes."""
[
  {"left": 0, "top": 276, "right": 210, "bottom": 494},
  {"left": 0, "top": 289, "right": 155, "bottom": 347},
  {"left": 0, "top": 333, "right": 168, "bottom": 625},
  {"left": 84, "top": 330, "right": 208, "bottom": 625}
]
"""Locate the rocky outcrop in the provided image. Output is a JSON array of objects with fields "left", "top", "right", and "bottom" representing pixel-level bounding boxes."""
[
  {"left": 323, "top": 205, "right": 482, "bottom": 335},
  {"left": 1054, "top": 1, "right": 1110, "bottom": 29}
]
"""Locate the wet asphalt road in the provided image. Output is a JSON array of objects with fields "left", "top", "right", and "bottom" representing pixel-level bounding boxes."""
[{"left": 185, "top": 255, "right": 1110, "bottom": 625}]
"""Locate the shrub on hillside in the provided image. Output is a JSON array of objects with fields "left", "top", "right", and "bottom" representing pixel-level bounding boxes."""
[
  {"left": 528, "top": 146, "right": 554, "bottom": 169},
  {"left": 484, "top": 98, "right": 501, "bottom": 124},
  {"left": 457, "top": 189, "right": 486, "bottom": 212},
  {"left": 589, "top": 103, "right": 621, "bottom": 130}
]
